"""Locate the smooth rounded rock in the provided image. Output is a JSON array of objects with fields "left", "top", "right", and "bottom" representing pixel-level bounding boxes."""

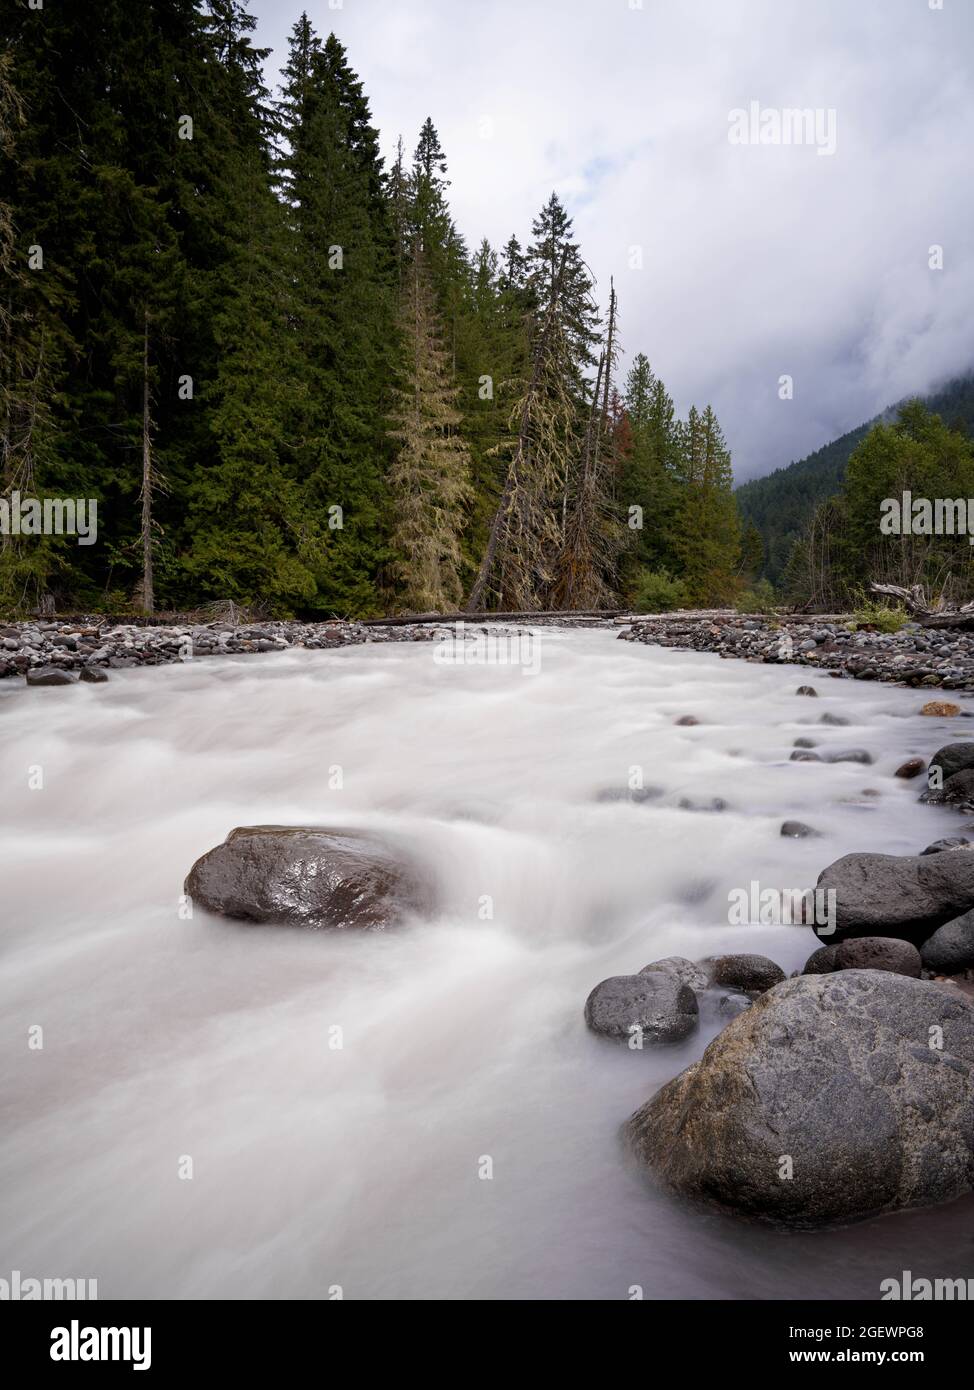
[
  {"left": 833, "top": 936, "right": 922, "bottom": 977},
  {"left": 920, "top": 909, "right": 974, "bottom": 973},
  {"left": 816, "top": 848, "right": 974, "bottom": 942},
  {"left": 625, "top": 971, "right": 974, "bottom": 1228},
  {"left": 185, "top": 825, "right": 432, "bottom": 930},
  {"left": 639, "top": 956, "right": 710, "bottom": 991},
  {"left": 701, "top": 953, "right": 786, "bottom": 994},
  {"left": 584, "top": 973, "right": 698, "bottom": 1044},
  {"left": 25, "top": 665, "right": 76, "bottom": 687}
]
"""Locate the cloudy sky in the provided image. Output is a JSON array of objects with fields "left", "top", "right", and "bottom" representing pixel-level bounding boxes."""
[{"left": 250, "top": 0, "right": 973, "bottom": 483}]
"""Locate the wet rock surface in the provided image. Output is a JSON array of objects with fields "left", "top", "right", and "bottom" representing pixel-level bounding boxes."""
[
  {"left": 625, "top": 971, "right": 974, "bottom": 1229},
  {"left": 816, "top": 849, "right": 974, "bottom": 942},
  {"left": 185, "top": 825, "right": 433, "bottom": 930},
  {"left": 584, "top": 972, "right": 699, "bottom": 1044}
]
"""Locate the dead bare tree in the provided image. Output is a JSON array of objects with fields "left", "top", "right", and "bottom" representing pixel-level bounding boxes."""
[{"left": 465, "top": 247, "right": 571, "bottom": 613}]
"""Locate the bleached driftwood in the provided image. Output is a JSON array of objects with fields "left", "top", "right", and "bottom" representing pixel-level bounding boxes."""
[{"left": 869, "top": 582, "right": 974, "bottom": 629}]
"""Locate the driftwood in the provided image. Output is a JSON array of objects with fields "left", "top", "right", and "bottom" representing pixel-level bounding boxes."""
[
  {"left": 869, "top": 582, "right": 974, "bottom": 629},
  {"left": 362, "top": 608, "right": 622, "bottom": 627}
]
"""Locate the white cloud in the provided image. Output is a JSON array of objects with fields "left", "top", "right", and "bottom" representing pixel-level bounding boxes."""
[{"left": 252, "top": 0, "right": 974, "bottom": 479}]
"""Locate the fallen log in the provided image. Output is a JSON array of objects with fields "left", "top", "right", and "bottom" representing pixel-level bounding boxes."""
[{"left": 869, "top": 582, "right": 974, "bottom": 629}]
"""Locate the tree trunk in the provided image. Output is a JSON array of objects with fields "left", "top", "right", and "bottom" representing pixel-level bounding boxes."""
[{"left": 140, "top": 311, "right": 154, "bottom": 615}]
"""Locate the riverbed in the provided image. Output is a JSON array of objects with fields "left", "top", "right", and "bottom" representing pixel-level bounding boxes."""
[{"left": 2, "top": 628, "right": 973, "bottom": 1299}]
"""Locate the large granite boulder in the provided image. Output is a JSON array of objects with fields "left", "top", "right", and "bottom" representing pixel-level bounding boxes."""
[
  {"left": 626, "top": 972, "right": 974, "bottom": 1228},
  {"left": 185, "top": 825, "right": 432, "bottom": 930},
  {"left": 815, "top": 849, "right": 974, "bottom": 942}
]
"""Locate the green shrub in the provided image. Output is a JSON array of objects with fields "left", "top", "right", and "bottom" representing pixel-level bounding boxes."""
[
  {"left": 631, "top": 568, "right": 690, "bottom": 613},
  {"left": 735, "top": 578, "right": 777, "bottom": 614},
  {"left": 851, "top": 600, "right": 909, "bottom": 633}
]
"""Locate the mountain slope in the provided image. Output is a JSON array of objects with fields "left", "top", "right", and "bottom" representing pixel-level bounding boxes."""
[{"left": 737, "top": 373, "right": 974, "bottom": 583}]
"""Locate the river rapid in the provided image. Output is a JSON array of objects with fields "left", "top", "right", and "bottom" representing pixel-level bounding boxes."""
[{"left": 2, "top": 627, "right": 973, "bottom": 1299}]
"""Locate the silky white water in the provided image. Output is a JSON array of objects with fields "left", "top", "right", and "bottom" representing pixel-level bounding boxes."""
[{"left": 2, "top": 628, "right": 973, "bottom": 1300}]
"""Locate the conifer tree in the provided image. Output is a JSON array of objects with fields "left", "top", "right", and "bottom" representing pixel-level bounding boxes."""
[{"left": 387, "top": 249, "right": 473, "bottom": 612}]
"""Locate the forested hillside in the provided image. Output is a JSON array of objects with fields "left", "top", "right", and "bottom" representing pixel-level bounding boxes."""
[
  {"left": 0, "top": 1, "right": 751, "bottom": 618},
  {"left": 737, "top": 374, "right": 974, "bottom": 585}
]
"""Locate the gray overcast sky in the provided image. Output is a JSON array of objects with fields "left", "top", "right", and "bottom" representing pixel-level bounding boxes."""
[{"left": 249, "top": 0, "right": 973, "bottom": 483}]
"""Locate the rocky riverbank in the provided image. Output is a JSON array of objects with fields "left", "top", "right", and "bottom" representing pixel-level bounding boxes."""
[
  {"left": 0, "top": 616, "right": 445, "bottom": 686},
  {"left": 579, "top": 731, "right": 974, "bottom": 1229},
  {"left": 619, "top": 613, "right": 974, "bottom": 690}
]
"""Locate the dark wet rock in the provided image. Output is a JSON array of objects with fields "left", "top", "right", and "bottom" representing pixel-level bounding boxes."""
[
  {"left": 781, "top": 820, "right": 819, "bottom": 838},
  {"left": 625, "top": 971, "right": 974, "bottom": 1228},
  {"left": 819, "top": 713, "right": 850, "bottom": 726},
  {"left": 790, "top": 750, "right": 822, "bottom": 763},
  {"left": 816, "top": 848, "right": 974, "bottom": 943},
  {"left": 701, "top": 953, "right": 786, "bottom": 994},
  {"left": 793, "top": 737, "right": 817, "bottom": 749},
  {"left": 920, "top": 910, "right": 974, "bottom": 973},
  {"left": 185, "top": 825, "right": 432, "bottom": 930},
  {"left": 920, "top": 768, "right": 974, "bottom": 811},
  {"left": 796, "top": 685, "right": 818, "bottom": 697},
  {"left": 833, "top": 936, "right": 922, "bottom": 977},
  {"left": 584, "top": 972, "right": 698, "bottom": 1044},
  {"left": 895, "top": 757, "right": 926, "bottom": 779},
  {"left": 802, "top": 945, "right": 838, "bottom": 974},
  {"left": 921, "top": 838, "right": 971, "bottom": 856},
  {"left": 824, "top": 748, "right": 874, "bottom": 765},
  {"left": 928, "top": 742, "right": 974, "bottom": 784},
  {"left": 25, "top": 665, "right": 76, "bottom": 687},
  {"left": 674, "top": 715, "right": 700, "bottom": 726},
  {"left": 79, "top": 665, "right": 109, "bottom": 683},
  {"left": 639, "top": 956, "right": 710, "bottom": 991}
]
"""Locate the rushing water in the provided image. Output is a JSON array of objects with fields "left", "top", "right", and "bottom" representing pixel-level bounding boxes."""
[{"left": 2, "top": 627, "right": 974, "bottom": 1301}]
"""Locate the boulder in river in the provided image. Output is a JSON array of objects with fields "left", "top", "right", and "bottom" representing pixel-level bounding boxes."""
[
  {"left": 79, "top": 665, "right": 109, "bottom": 683},
  {"left": 928, "top": 741, "right": 974, "bottom": 784},
  {"left": 920, "top": 837, "right": 971, "bottom": 856},
  {"left": 584, "top": 973, "right": 698, "bottom": 1045},
  {"left": 833, "top": 936, "right": 922, "bottom": 977},
  {"left": 920, "top": 767, "right": 974, "bottom": 812},
  {"left": 185, "top": 825, "right": 432, "bottom": 930},
  {"left": 25, "top": 665, "right": 75, "bottom": 687},
  {"left": 824, "top": 748, "right": 873, "bottom": 765},
  {"left": 700, "top": 953, "right": 785, "bottom": 994},
  {"left": 802, "top": 945, "right": 837, "bottom": 974},
  {"left": 920, "top": 909, "right": 974, "bottom": 974},
  {"left": 816, "top": 848, "right": 974, "bottom": 942},
  {"left": 795, "top": 685, "right": 817, "bottom": 697},
  {"left": 894, "top": 757, "right": 926, "bottom": 779},
  {"left": 780, "top": 820, "right": 819, "bottom": 838},
  {"left": 639, "top": 956, "right": 710, "bottom": 991},
  {"left": 921, "top": 701, "right": 962, "bottom": 717},
  {"left": 625, "top": 971, "right": 974, "bottom": 1228}
]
